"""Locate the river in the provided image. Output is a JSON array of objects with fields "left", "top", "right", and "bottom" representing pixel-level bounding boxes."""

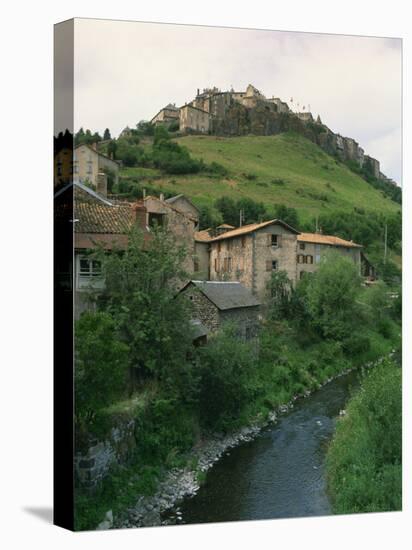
[{"left": 163, "top": 370, "right": 360, "bottom": 525}]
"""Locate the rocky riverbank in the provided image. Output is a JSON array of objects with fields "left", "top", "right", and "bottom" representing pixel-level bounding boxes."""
[{"left": 101, "top": 355, "right": 390, "bottom": 530}]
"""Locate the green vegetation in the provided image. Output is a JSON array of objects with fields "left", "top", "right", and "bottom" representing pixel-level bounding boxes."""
[
  {"left": 74, "top": 229, "right": 401, "bottom": 528},
  {"left": 326, "top": 358, "right": 402, "bottom": 513}
]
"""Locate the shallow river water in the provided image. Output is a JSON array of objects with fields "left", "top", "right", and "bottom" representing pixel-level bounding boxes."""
[{"left": 164, "top": 370, "right": 360, "bottom": 525}]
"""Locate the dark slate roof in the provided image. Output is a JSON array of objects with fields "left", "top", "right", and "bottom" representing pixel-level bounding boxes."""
[{"left": 184, "top": 281, "right": 260, "bottom": 310}]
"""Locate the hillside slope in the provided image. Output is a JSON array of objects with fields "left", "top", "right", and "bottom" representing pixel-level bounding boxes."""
[{"left": 120, "top": 133, "right": 400, "bottom": 225}]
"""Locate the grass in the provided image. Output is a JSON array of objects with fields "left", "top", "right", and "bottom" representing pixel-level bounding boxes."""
[
  {"left": 120, "top": 133, "right": 400, "bottom": 225},
  {"left": 326, "top": 357, "right": 402, "bottom": 513}
]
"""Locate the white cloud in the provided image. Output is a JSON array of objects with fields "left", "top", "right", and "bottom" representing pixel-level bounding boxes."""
[{"left": 73, "top": 19, "right": 401, "bottom": 182}]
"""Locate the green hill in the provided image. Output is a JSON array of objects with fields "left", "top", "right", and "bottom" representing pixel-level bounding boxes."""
[{"left": 120, "top": 132, "right": 400, "bottom": 225}]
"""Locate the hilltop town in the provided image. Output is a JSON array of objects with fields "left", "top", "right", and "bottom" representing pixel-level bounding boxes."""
[{"left": 136, "top": 83, "right": 395, "bottom": 185}]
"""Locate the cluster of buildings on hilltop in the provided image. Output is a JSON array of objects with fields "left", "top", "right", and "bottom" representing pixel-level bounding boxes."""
[
  {"left": 145, "top": 83, "right": 393, "bottom": 184},
  {"left": 55, "top": 182, "right": 375, "bottom": 344}
]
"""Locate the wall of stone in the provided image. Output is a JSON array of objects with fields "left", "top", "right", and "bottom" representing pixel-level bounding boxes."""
[
  {"left": 75, "top": 418, "right": 136, "bottom": 489},
  {"left": 220, "top": 306, "right": 260, "bottom": 340},
  {"left": 297, "top": 242, "right": 362, "bottom": 280},
  {"left": 194, "top": 241, "right": 210, "bottom": 280},
  {"left": 254, "top": 226, "right": 298, "bottom": 301},
  {"left": 180, "top": 284, "right": 220, "bottom": 332},
  {"left": 209, "top": 233, "right": 254, "bottom": 290},
  {"left": 180, "top": 106, "right": 210, "bottom": 133}
]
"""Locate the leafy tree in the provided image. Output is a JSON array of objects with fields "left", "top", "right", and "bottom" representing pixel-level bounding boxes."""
[
  {"left": 94, "top": 227, "right": 195, "bottom": 396},
  {"left": 266, "top": 270, "right": 291, "bottom": 320},
  {"left": 214, "top": 196, "right": 239, "bottom": 227},
  {"left": 103, "top": 128, "right": 111, "bottom": 140},
  {"left": 237, "top": 197, "right": 267, "bottom": 224},
  {"left": 107, "top": 140, "right": 117, "bottom": 160},
  {"left": 303, "top": 252, "right": 362, "bottom": 340},
  {"left": 75, "top": 311, "right": 129, "bottom": 426},
  {"left": 198, "top": 205, "right": 223, "bottom": 230},
  {"left": 273, "top": 204, "right": 300, "bottom": 229},
  {"left": 197, "top": 325, "right": 257, "bottom": 430}
]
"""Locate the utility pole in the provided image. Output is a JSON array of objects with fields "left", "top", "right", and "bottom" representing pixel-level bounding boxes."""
[{"left": 384, "top": 223, "right": 388, "bottom": 264}]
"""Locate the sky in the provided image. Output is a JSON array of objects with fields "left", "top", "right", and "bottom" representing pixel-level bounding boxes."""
[{"left": 73, "top": 18, "right": 402, "bottom": 183}]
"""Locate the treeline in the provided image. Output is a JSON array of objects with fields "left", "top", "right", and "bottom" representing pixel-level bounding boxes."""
[{"left": 326, "top": 357, "right": 402, "bottom": 513}]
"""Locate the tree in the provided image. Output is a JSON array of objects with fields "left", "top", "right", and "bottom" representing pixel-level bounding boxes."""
[
  {"left": 273, "top": 204, "right": 299, "bottom": 229},
  {"left": 75, "top": 312, "right": 129, "bottom": 427},
  {"left": 237, "top": 197, "right": 267, "bottom": 224},
  {"left": 266, "top": 270, "right": 291, "bottom": 320},
  {"left": 214, "top": 196, "right": 239, "bottom": 227},
  {"left": 198, "top": 205, "right": 223, "bottom": 230},
  {"left": 303, "top": 252, "right": 362, "bottom": 340},
  {"left": 103, "top": 128, "right": 111, "bottom": 140},
  {"left": 94, "top": 227, "right": 195, "bottom": 396}
]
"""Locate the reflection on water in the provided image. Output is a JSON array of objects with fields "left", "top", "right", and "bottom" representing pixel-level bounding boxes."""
[{"left": 164, "top": 371, "right": 359, "bottom": 525}]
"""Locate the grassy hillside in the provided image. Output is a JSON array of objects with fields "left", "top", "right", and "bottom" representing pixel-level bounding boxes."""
[{"left": 120, "top": 133, "right": 400, "bottom": 225}]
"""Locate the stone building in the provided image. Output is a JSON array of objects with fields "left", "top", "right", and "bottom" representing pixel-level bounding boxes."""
[
  {"left": 54, "top": 181, "right": 148, "bottom": 319},
  {"left": 143, "top": 194, "right": 199, "bottom": 274},
  {"left": 150, "top": 103, "right": 180, "bottom": 126},
  {"left": 165, "top": 194, "right": 199, "bottom": 225},
  {"left": 194, "top": 220, "right": 365, "bottom": 300},
  {"left": 179, "top": 280, "right": 261, "bottom": 339},
  {"left": 179, "top": 104, "right": 210, "bottom": 133},
  {"left": 205, "top": 220, "right": 300, "bottom": 302},
  {"left": 73, "top": 143, "right": 120, "bottom": 188},
  {"left": 296, "top": 232, "right": 362, "bottom": 280}
]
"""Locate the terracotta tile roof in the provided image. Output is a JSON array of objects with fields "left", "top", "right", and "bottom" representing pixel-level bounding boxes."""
[
  {"left": 298, "top": 232, "right": 362, "bottom": 248},
  {"left": 208, "top": 219, "right": 300, "bottom": 242},
  {"left": 73, "top": 183, "right": 138, "bottom": 235},
  {"left": 195, "top": 229, "right": 213, "bottom": 242}
]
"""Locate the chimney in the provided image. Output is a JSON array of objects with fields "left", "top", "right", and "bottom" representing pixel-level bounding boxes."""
[
  {"left": 90, "top": 142, "right": 98, "bottom": 151},
  {"left": 131, "top": 202, "right": 147, "bottom": 230},
  {"left": 160, "top": 193, "right": 164, "bottom": 202},
  {"left": 143, "top": 188, "right": 146, "bottom": 198},
  {"left": 97, "top": 172, "right": 107, "bottom": 197}
]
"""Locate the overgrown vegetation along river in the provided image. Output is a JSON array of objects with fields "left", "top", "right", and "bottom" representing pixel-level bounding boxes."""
[{"left": 163, "top": 369, "right": 360, "bottom": 525}]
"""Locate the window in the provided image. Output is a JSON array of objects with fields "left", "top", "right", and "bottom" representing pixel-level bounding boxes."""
[
  {"left": 77, "top": 257, "right": 103, "bottom": 289},
  {"left": 217, "top": 242, "right": 221, "bottom": 253},
  {"left": 241, "top": 236, "right": 246, "bottom": 248},
  {"left": 214, "top": 258, "right": 219, "bottom": 272},
  {"left": 300, "top": 271, "right": 306, "bottom": 280},
  {"left": 271, "top": 234, "right": 278, "bottom": 247},
  {"left": 148, "top": 212, "right": 165, "bottom": 227},
  {"left": 73, "top": 161, "right": 79, "bottom": 174},
  {"left": 297, "top": 254, "right": 304, "bottom": 264},
  {"left": 87, "top": 160, "right": 93, "bottom": 174},
  {"left": 299, "top": 242, "right": 306, "bottom": 250},
  {"left": 272, "top": 260, "right": 278, "bottom": 271},
  {"left": 306, "top": 255, "right": 313, "bottom": 264},
  {"left": 194, "top": 258, "right": 200, "bottom": 272}
]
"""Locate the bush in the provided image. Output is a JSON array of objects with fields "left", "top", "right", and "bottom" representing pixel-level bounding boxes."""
[
  {"left": 326, "top": 358, "right": 402, "bottom": 513},
  {"left": 197, "top": 326, "right": 258, "bottom": 430},
  {"left": 75, "top": 312, "right": 129, "bottom": 427}
]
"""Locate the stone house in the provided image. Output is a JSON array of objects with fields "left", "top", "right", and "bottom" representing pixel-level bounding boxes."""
[
  {"left": 143, "top": 194, "right": 199, "bottom": 274},
  {"left": 73, "top": 143, "right": 120, "bottom": 188},
  {"left": 179, "top": 104, "right": 210, "bottom": 133},
  {"left": 296, "top": 232, "right": 362, "bottom": 280},
  {"left": 179, "top": 280, "right": 261, "bottom": 340},
  {"left": 206, "top": 220, "right": 300, "bottom": 302},
  {"left": 194, "top": 220, "right": 366, "bottom": 300},
  {"left": 150, "top": 103, "right": 180, "bottom": 126},
  {"left": 54, "top": 181, "right": 148, "bottom": 319},
  {"left": 165, "top": 194, "right": 199, "bottom": 225}
]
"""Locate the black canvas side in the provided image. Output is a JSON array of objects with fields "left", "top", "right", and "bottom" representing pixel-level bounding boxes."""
[{"left": 53, "top": 19, "right": 75, "bottom": 531}]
